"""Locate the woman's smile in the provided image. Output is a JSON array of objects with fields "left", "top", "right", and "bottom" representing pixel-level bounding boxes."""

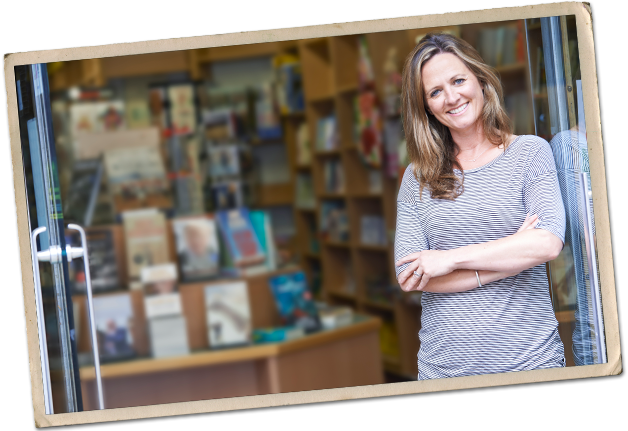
[{"left": 447, "top": 102, "right": 469, "bottom": 115}]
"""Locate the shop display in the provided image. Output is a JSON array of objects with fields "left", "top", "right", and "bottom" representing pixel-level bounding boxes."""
[
  {"left": 70, "top": 100, "right": 126, "bottom": 137},
  {"left": 173, "top": 216, "right": 220, "bottom": 281},
  {"left": 204, "top": 281, "right": 252, "bottom": 348},
  {"left": 268, "top": 271, "right": 320, "bottom": 333},
  {"left": 141, "top": 263, "right": 182, "bottom": 319},
  {"left": 148, "top": 314, "right": 190, "bottom": 359}
]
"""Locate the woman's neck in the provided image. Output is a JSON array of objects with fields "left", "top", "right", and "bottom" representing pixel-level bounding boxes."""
[{"left": 451, "top": 122, "right": 490, "bottom": 155}]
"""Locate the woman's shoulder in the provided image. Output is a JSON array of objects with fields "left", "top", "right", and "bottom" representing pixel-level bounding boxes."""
[
  {"left": 398, "top": 164, "right": 423, "bottom": 205},
  {"left": 507, "top": 134, "right": 554, "bottom": 162}
]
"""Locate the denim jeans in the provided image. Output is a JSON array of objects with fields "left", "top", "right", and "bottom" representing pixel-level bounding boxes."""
[{"left": 425, "top": 386, "right": 563, "bottom": 407}]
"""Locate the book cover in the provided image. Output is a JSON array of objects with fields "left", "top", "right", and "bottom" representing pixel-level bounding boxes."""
[
  {"left": 316, "top": 115, "right": 337, "bottom": 151},
  {"left": 295, "top": 174, "right": 315, "bottom": 209},
  {"left": 141, "top": 263, "right": 182, "bottom": 319},
  {"left": 323, "top": 159, "right": 344, "bottom": 194},
  {"left": 255, "top": 82, "right": 282, "bottom": 140},
  {"left": 249, "top": 210, "right": 278, "bottom": 272},
  {"left": 148, "top": 315, "right": 190, "bottom": 358},
  {"left": 92, "top": 293, "right": 135, "bottom": 362},
  {"left": 122, "top": 209, "right": 170, "bottom": 279},
  {"left": 173, "top": 216, "right": 220, "bottom": 281},
  {"left": 70, "top": 100, "right": 126, "bottom": 137},
  {"left": 168, "top": 84, "right": 197, "bottom": 136},
  {"left": 204, "top": 281, "right": 252, "bottom": 348},
  {"left": 104, "top": 144, "right": 170, "bottom": 204},
  {"left": 215, "top": 208, "right": 266, "bottom": 268},
  {"left": 64, "top": 158, "right": 104, "bottom": 226},
  {"left": 207, "top": 144, "right": 240, "bottom": 178},
  {"left": 211, "top": 180, "right": 243, "bottom": 211},
  {"left": 66, "top": 227, "right": 121, "bottom": 294},
  {"left": 268, "top": 271, "right": 320, "bottom": 333}
]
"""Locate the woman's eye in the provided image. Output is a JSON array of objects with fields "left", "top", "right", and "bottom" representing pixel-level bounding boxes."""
[
  {"left": 454, "top": 78, "right": 465, "bottom": 85},
  {"left": 430, "top": 89, "right": 440, "bottom": 98}
]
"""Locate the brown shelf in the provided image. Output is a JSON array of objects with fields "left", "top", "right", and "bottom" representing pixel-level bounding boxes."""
[
  {"left": 318, "top": 192, "right": 346, "bottom": 199},
  {"left": 295, "top": 163, "right": 313, "bottom": 171},
  {"left": 357, "top": 243, "right": 389, "bottom": 252},
  {"left": 363, "top": 300, "right": 395, "bottom": 312},
  {"left": 328, "top": 290, "right": 357, "bottom": 301},
  {"left": 322, "top": 239, "right": 351, "bottom": 249},
  {"left": 314, "top": 148, "right": 342, "bottom": 157}
]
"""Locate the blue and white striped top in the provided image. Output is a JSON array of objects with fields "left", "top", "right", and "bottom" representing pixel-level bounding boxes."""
[{"left": 395, "top": 135, "right": 567, "bottom": 380}]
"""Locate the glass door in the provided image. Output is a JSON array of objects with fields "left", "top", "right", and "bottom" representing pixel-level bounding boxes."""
[
  {"left": 525, "top": 16, "right": 606, "bottom": 365},
  {"left": 15, "top": 64, "right": 104, "bottom": 413}
]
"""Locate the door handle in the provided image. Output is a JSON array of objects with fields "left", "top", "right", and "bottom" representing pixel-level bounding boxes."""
[{"left": 66, "top": 224, "right": 105, "bottom": 410}]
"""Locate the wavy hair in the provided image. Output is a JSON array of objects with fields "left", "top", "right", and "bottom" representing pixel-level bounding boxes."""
[{"left": 401, "top": 32, "right": 513, "bottom": 200}]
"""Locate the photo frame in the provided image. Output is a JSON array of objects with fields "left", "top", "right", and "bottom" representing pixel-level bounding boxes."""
[{"left": 3, "top": 1, "right": 621, "bottom": 427}]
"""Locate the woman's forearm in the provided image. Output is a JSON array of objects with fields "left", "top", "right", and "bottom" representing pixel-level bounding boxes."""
[
  {"left": 448, "top": 228, "right": 563, "bottom": 274},
  {"left": 406, "top": 268, "right": 517, "bottom": 293}
]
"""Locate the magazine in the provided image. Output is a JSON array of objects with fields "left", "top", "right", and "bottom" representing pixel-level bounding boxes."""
[
  {"left": 215, "top": 207, "right": 266, "bottom": 268},
  {"left": 122, "top": 209, "right": 170, "bottom": 279},
  {"left": 173, "top": 216, "right": 220, "bottom": 281},
  {"left": 141, "top": 263, "right": 182, "bottom": 319},
  {"left": 268, "top": 271, "right": 320, "bottom": 333},
  {"left": 92, "top": 293, "right": 135, "bottom": 362},
  {"left": 204, "top": 281, "right": 252, "bottom": 348}
]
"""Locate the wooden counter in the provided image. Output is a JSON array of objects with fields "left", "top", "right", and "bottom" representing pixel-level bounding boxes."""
[{"left": 79, "top": 316, "right": 383, "bottom": 410}]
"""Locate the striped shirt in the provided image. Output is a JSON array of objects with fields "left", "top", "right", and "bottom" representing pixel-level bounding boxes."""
[{"left": 395, "top": 135, "right": 566, "bottom": 380}]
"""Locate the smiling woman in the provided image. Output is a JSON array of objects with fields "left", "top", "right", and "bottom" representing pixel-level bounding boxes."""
[{"left": 395, "top": 33, "right": 567, "bottom": 380}]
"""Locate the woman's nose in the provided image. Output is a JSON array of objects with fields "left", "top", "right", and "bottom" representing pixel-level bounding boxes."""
[{"left": 443, "top": 86, "right": 459, "bottom": 105}]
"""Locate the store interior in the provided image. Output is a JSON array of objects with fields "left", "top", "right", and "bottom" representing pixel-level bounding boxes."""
[{"left": 23, "top": 17, "right": 583, "bottom": 411}]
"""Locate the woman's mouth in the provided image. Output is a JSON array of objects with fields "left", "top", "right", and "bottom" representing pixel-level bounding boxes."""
[{"left": 447, "top": 102, "right": 469, "bottom": 115}]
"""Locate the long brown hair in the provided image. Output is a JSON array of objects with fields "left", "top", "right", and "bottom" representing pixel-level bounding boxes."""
[{"left": 401, "top": 32, "right": 513, "bottom": 200}]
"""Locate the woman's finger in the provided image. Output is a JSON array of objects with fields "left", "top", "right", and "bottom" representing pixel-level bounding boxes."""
[
  {"left": 398, "top": 257, "right": 423, "bottom": 284},
  {"left": 395, "top": 252, "right": 422, "bottom": 267},
  {"left": 417, "top": 273, "right": 431, "bottom": 291},
  {"left": 517, "top": 214, "right": 538, "bottom": 232}
]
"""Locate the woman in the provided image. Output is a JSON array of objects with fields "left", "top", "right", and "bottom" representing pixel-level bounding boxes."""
[{"left": 394, "top": 33, "right": 567, "bottom": 380}]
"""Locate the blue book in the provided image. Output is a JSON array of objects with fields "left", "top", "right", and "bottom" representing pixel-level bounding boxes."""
[
  {"left": 216, "top": 208, "right": 266, "bottom": 268},
  {"left": 268, "top": 271, "right": 320, "bottom": 333}
]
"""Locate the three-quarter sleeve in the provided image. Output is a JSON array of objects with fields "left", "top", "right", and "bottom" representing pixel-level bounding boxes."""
[
  {"left": 394, "top": 166, "right": 430, "bottom": 279},
  {"left": 522, "top": 139, "right": 566, "bottom": 244}
]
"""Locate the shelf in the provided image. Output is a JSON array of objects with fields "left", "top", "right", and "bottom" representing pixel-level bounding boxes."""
[
  {"left": 314, "top": 148, "right": 342, "bottom": 157},
  {"left": 303, "top": 251, "right": 321, "bottom": 259},
  {"left": 382, "top": 354, "right": 403, "bottom": 375},
  {"left": 495, "top": 62, "right": 527, "bottom": 75},
  {"left": 318, "top": 192, "right": 346, "bottom": 200},
  {"left": 322, "top": 239, "right": 351, "bottom": 249},
  {"left": 255, "top": 183, "right": 294, "bottom": 206},
  {"left": 363, "top": 300, "right": 395, "bottom": 312},
  {"left": 307, "top": 93, "right": 335, "bottom": 104},
  {"left": 336, "top": 83, "right": 359, "bottom": 94},
  {"left": 295, "top": 206, "right": 317, "bottom": 213},
  {"left": 328, "top": 290, "right": 357, "bottom": 301},
  {"left": 358, "top": 243, "right": 389, "bottom": 252},
  {"left": 350, "top": 191, "right": 383, "bottom": 199},
  {"left": 295, "top": 163, "right": 313, "bottom": 171},
  {"left": 280, "top": 111, "right": 306, "bottom": 120}
]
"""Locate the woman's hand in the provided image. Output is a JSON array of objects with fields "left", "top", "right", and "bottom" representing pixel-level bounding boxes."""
[
  {"left": 396, "top": 249, "right": 456, "bottom": 292},
  {"left": 395, "top": 214, "right": 540, "bottom": 292}
]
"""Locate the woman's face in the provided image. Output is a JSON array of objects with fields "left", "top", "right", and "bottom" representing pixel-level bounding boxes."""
[{"left": 421, "top": 52, "right": 484, "bottom": 136}]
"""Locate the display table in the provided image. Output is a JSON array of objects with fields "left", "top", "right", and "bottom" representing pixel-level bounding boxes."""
[{"left": 79, "top": 316, "right": 383, "bottom": 410}]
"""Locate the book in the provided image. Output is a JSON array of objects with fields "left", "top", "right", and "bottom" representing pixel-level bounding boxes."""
[
  {"left": 211, "top": 180, "right": 243, "bottom": 211},
  {"left": 315, "top": 115, "right": 338, "bottom": 151},
  {"left": 323, "top": 159, "right": 344, "bottom": 194},
  {"left": 70, "top": 100, "right": 126, "bottom": 138},
  {"left": 207, "top": 144, "right": 240, "bottom": 178},
  {"left": 320, "top": 201, "right": 349, "bottom": 242},
  {"left": 354, "top": 92, "right": 383, "bottom": 168},
  {"left": 252, "top": 326, "right": 305, "bottom": 343},
  {"left": 295, "top": 122, "right": 311, "bottom": 166},
  {"left": 141, "top": 263, "right": 182, "bottom": 319},
  {"left": 92, "top": 293, "right": 135, "bottom": 362},
  {"left": 173, "top": 216, "right": 220, "bottom": 281},
  {"left": 103, "top": 144, "right": 170, "bottom": 207},
  {"left": 255, "top": 82, "right": 282, "bottom": 140},
  {"left": 148, "top": 314, "right": 190, "bottom": 358},
  {"left": 274, "top": 57, "right": 305, "bottom": 114},
  {"left": 66, "top": 227, "right": 121, "bottom": 294},
  {"left": 204, "top": 281, "right": 252, "bottom": 348},
  {"left": 315, "top": 303, "right": 354, "bottom": 330},
  {"left": 268, "top": 271, "right": 320, "bottom": 333},
  {"left": 360, "top": 215, "right": 387, "bottom": 246},
  {"left": 122, "top": 209, "right": 170, "bottom": 279},
  {"left": 249, "top": 210, "right": 278, "bottom": 272},
  {"left": 295, "top": 174, "right": 315, "bottom": 209},
  {"left": 168, "top": 84, "right": 197, "bottom": 136},
  {"left": 215, "top": 208, "right": 266, "bottom": 270}
]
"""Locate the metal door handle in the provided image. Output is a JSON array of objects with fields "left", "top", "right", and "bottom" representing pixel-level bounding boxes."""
[
  {"left": 30, "top": 227, "right": 54, "bottom": 415},
  {"left": 66, "top": 224, "right": 105, "bottom": 410}
]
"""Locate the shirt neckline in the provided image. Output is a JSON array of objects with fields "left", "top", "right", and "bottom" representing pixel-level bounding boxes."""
[{"left": 454, "top": 135, "right": 523, "bottom": 174}]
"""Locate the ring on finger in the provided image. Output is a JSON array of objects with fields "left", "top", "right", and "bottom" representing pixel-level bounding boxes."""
[{"left": 413, "top": 270, "right": 423, "bottom": 278}]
